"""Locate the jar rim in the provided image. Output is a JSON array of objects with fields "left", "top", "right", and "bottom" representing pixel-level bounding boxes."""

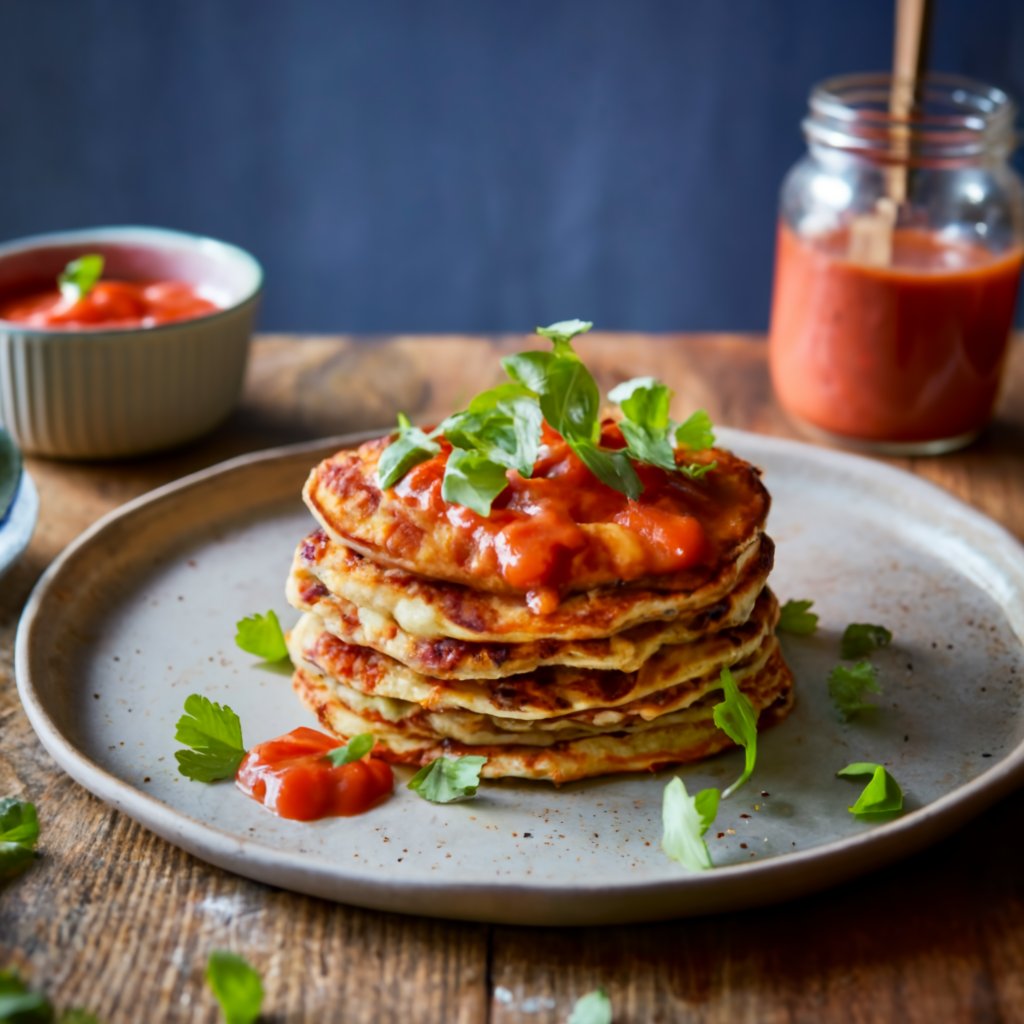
[{"left": 805, "top": 72, "right": 1018, "bottom": 161}]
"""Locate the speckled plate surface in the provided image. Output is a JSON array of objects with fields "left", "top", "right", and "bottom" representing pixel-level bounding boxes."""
[{"left": 15, "top": 430, "right": 1024, "bottom": 925}]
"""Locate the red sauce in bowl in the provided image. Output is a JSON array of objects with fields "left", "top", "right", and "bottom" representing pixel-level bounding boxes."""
[
  {"left": 0, "top": 279, "right": 219, "bottom": 330},
  {"left": 769, "top": 223, "right": 1024, "bottom": 445},
  {"left": 236, "top": 727, "right": 394, "bottom": 820}
]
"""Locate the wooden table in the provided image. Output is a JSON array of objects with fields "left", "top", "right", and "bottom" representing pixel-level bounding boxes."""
[{"left": 2, "top": 333, "right": 1023, "bottom": 1023}]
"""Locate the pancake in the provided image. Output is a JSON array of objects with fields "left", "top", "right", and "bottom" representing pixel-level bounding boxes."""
[
  {"left": 303, "top": 428, "right": 770, "bottom": 599},
  {"left": 292, "top": 528, "right": 774, "bottom": 643},
  {"left": 286, "top": 541, "right": 770, "bottom": 678},
  {"left": 291, "top": 649, "right": 795, "bottom": 783},
  {"left": 286, "top": 588, "right": 780, "bottom": 720}
]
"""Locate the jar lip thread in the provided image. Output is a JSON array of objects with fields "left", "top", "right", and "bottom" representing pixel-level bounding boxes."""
[{"left": 805, "top": 72, "right": 1018, "bottom": 161}]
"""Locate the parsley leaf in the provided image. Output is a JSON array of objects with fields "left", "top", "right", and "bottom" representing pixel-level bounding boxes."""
[
  {"left": 234, "top": 610, "right": 289, "bottom": 662},
  {"left": 661, "top": 777, "right": 719, "bottom": 871},
  {"left": 174, "top": 695, "right": 247, "bottom": 783},
  {"left": 828, "top": 661, "right": 881, "bottom": 720},
  {"left": 609, "top": 377, "right": 678, "bottom": 473},
  {"left": 0, "top": 797, "right": 40, "bottom": 881},
  {"left": 777, "top": 599, "right": 819, "bottom": 635},
  {"left": 837, "top": 762, "right": 904, "bottom": 817},
  {"left": 206, "top": 951, "right": 263, "bottom": 1024},
  {"left": 568, "top": 988, "right": 613, "bottom": 1024},
  {"left": 571, "top": 439, "right": 642, "bottom": 499},
  {"left": 675, "top": 409, "right": 716, "bottom": 451},
  {"left": 378, "top": 412, "right": 441, "bottom": 489},
  {"left": 407, "top": 755, "right": 487, "bottom": 803},
  {"left": 712, "top": 666, "right": 758, "bottom": 798},
  {"left": 0, "top": 970, "right": 52, "bottom": 1022},
  {"left": 840, "top": 622, "right": 893, "bottom": 660},
  {"left": 324, "top": 733, "right": 375, "bottom": 767},
  {"left": 58, "top": 254, "right": 104, "bottom": 303},
  {"left": 440, "top": 448, "right": 510, "bottom": 517}
]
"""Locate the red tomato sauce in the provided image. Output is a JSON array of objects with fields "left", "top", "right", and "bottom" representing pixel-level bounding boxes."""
[
  {"left": 236, "top": 727, "right": 394, "bottom": 820},
  {"left": 769, "top": 222, "right": 1023, "bottom": 444},
  {"left": 394, "top": 422, "right": 707, "bottom": 601},
  {"left": 0, "top": 279, "right": 219, "bottom": 329}
]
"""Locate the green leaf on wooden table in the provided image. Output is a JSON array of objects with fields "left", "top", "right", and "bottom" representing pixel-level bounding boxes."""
[
  {"left": 837, "top": 762, "right": 904, "bottom": 818},
  {"left": 0, "top": 969, "right": 53, "bottom": 1022},
  {"left": 712, "top": 666, "right": 758, "bottom": 798},
  {"left": 234, "top": 610, "right": 289, "bottom": 663},
  {"left": 324, "top": 733, "right": 375, "bottom": 767},
  {"left": 567, "top": 987, "right": 613, "bottom": 1024},
  {"left": 661, "top": 777, "right": 719, "bottom": 872},
  {"left": 174, "top": 695, "right": 246, "bottom": 783},
  {"left": 206, "top": 951, "right": 263, "bottom": 1024},
  {"left": 777, "top": 599, "right": 819, "bottom": 635},
  {"left": 58, "top": 254, "right": 104, "bottom": 303},
  {"left": 828, "top": 661, "right": 882, "bottom": 721},
  {"left": 0, "top": 798, "right": 40, "bottom": 882},
  {"left": 407, "top": 756, "right": 487, "bottom": 803},
  {"left": 840, "top": 622, "right": 893, "bottom": 660}
]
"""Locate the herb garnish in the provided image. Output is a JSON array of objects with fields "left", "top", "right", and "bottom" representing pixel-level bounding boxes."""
[
  {"left": 840, "top": 622, "right": 893, "bottom": 660},
  {"left": 0, "top": 798, "right": 40, "bottom": 881},
  {"left": 568, "top": 988, "right": 613, "bottom": 1024},
  {"left": 837, "top": 762, "right": 904, "bottom": 818},
  {"left": 58, "top": 254, "right": 104, "bottom": 303},
  {"left": 777, "top": 599, "right": 819, "bottom": 635},
  {"left": 206, "top": 951, "right": 263, "bottom": 1024},
  {"left": 378, "top": 320, "right": 715, "bottom": 515},
  {"left": 661, "top": 777, "right": 720, "bottom": 871},
  {"left": 828, "top": 661, "right": 882, "bottom": 720},
  {"left": 324, "top": 732, "right": 375, "bottom": 767},
  {"left": 234, "top": 610, "right": 290, "bottom": 662},
  {"left": 175, "top": 695, "right": 247, "bottom": 782},
  {"left": 712, "top": 666, "right": 758, "bottom": 798},
  {"left": 0, "top": 969, "right": 101, "bottom": 1023},
  {"left": 407, "top": 755, "right": 487, "bottom": 803}
]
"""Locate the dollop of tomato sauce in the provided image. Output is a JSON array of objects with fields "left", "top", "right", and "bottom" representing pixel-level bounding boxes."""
[
  {"left": 0, "top": 279, "right": 219, "bottom": 329},
  {"left": 394, "top": 421, "right": 707, "bottom": 600},
  {"left": 235, "top": 727, "right": 394, "bottom": 820}
]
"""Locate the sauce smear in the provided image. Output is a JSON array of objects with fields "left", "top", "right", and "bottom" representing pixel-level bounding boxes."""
[
  {"left": 236, "top": 727, "right": 393, "bottom": 820},
  {"left": 769, "top": 223, "right": 1023, "bottom": 444},
  {"left": 0, "top": 279, "right": 219, "bottom": 329}
]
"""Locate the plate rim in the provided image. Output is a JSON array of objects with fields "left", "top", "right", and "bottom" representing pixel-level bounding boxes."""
[{"left": 14, "top": 428, "right": 1024, "bottom": 925}]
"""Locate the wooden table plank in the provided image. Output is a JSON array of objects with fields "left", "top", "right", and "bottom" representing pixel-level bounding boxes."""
[{"left": 1, "top": 333, "right": 1022, "bottom": 1022}]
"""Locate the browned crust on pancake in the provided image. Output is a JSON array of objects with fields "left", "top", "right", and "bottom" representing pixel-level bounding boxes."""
[{"left": 303, "top": 437, "right": 770, "bottom": 596}]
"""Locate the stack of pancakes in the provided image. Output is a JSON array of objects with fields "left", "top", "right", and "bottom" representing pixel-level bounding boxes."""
[{"left": 284, "top": 433, "right": 794, "bottom": 783}]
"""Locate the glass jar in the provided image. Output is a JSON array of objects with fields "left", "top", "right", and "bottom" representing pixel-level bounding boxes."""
[{"left": 768, "top": 73, "right": 1024, "bottom": 454}]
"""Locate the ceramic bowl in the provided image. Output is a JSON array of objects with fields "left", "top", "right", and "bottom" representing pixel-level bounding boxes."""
[{"left": 0, "top": 226, "right": 262, "bottom": 458}]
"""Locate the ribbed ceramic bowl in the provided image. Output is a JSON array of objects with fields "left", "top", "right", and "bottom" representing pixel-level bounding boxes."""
[{"left": 0, "top": 226, "right": 262, "bottom": 458}]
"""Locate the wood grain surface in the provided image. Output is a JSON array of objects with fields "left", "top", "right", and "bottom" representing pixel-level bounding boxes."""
[{"left": 1, "top": 333, "right": 1022, "bottom": 1023}]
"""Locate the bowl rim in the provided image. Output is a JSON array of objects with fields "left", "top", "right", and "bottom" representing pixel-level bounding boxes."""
[{"left": 0, "top": 224, "right": 263, "bottom": 338}]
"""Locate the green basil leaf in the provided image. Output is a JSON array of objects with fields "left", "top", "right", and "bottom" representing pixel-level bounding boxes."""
[
  {"left": 0, "top": 797, "right": 39, "bottom": 848},
  {"left": 539, "top": 353, "right": 601, "bottom": 443},
  {"left": 206, "top": 951, "right": 263, "bottom": 1024},
  {"left": 407, "top": 755, "right": 487, "bottom": 803},
  {"left": 828, "top": 661, "right": 881, "bottom": 720},
  {"left": 661, "top": 777, "right": 717, "bottom": 871},
  {"left": 58, "top": 254, "right": 104, "bottom": 303},
  {"left": 534, "top": 318, "right": 593, "bottom": 347},
  {"left": 570, "top": 440, "right": 642, "bottom": 500},
  {"left": 777, "top": 599, "right": 819, "bottom": 635},
  {"left": 712, "top": 666, "right": 758, "bottom": 798},
  {"left": 840, "top": 623, "right": 893, "bottom": 660},
  {"left": 174, "top": 695, "right": 246, "bottom": 783},
  {"left": 837, "top": 762, "right": 904, "bottom": 817},
  {"left": 501, "top": 350, "right": 554, "bottom": 395},
  {"left": 441, "top": 449, "right": 510, "bottom": 516},
  {"left": 0, "top": 971, "right": 53, "bottom": 1022},
  {"left": 609, "top": 376, "right": 672, "bottom": 433},
  {"left": 675, "top": 409, "right": 716, "bottom": 451},
  {"left": 377, "top": 412, "right": 441, "bottom": 489},
  {"left": 618, "top": 418, "right": 678, "bottom": 473},
  {"left": 324, "top": 733, "right": 375, "bottom": 767},
  {"left": 567, "top": 988, "right": 613, "bottom": 1024},
  {"left": 234, "top": 610, "right": 289, "bottom": 662}
]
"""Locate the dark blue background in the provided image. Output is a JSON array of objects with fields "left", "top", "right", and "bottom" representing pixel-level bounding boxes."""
[{"left": 3, "top": 1, "right": 1022, "bottom": 332}]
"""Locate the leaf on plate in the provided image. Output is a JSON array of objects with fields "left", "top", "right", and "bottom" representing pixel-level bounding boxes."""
[
  {"left": 661, "top": 777, "right": 718, "bottom": 871},
  {"left": 407, "top": 755, "right": 487, "bottom": 803},
  {"left": 234, "top": 610, "right": 290, "bottom": 662},
  {"left": 0, "top": 969, "right": 53, "bottom": 1022},
  {"left": 377, "top": 412, "right": 441, "bottom": 489},
  {"left": 174, "top": 694, "right": 246, "bottom": 783},
  {"left": 712, "top": 666, "right": 758, "bottom": 798},
  {"left": 828, "top": 661, "right": 881, "bottom": 720},
  {"left": 777, "top": 599, "right": 819, "bottom": 635},
  {"left": 324, "top": 733, "right": 375, "bottom": 767},
  {"left": 840, "top": 622, "right": 893, "bottom": 660},
  {"left": 837, "top": 762, "right": 904, "bottom": 818}
]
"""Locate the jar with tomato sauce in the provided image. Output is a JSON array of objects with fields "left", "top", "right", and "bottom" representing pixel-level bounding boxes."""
[{"left": 769, "top": 73, "right": 1024, "bottom": 454}]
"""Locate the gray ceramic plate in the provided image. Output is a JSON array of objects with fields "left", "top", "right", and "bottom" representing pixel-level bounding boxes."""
[
  {"left": 0, "top": 429, "right": 37, "bottom": 580},
  {"left": 14, "top": 430, "right": 1024, "bottom": 925}
]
